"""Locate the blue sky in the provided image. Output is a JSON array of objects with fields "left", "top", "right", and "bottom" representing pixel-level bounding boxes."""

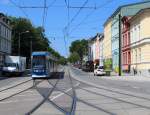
[{"left": 0, "top": 0, "right": 143, "bottom": 57}]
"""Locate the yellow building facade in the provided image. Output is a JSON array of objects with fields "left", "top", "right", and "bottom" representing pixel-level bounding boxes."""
[
  {"left": 103, "top": 20, "right": 112, "bottom": 60},
  {"left": 130, "top": 8, "right": 150, "bottom": 76}
]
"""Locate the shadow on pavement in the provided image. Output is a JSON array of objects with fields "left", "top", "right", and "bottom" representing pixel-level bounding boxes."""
[
  {"left": 49, "top": 72, "right": 64, "bottom": 79},
  {"left": 33, "top": 72, "right": 65, "bottom": 80}
]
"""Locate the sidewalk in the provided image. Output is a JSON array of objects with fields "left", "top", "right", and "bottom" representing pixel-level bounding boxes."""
[
  {"left": 72, "top": 67, "right": 150, "bottom": 82},
  {"left": 101, "top": 75, "right": 150, "bottom": 82}
]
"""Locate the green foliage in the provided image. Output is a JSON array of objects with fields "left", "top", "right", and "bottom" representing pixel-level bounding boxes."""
[
  {"left": 58, "top": 57, "right": 67, "bottom": 65},
  {"left": 47, "top": 47, "right": 60, "bottom": 59},
  {"left": 69, "top": 39, "right": 88, "bottom": 62},
  {"left": 10, "top": 17, "right": 50, "bottom": 57},
  {"left": 114, "top": 66, "right": 119, "bottom": 73},
  {"left": 104, "top": 58, "right": 112, "bottom": 71},
  {"left": 68, "top": 52, "right": 80, "bottom": 63},
  {"left": 9, "top": 16, "right": 63, "bottom": 66}
]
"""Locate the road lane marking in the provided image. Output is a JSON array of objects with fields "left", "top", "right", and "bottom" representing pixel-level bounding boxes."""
[
  {"left": 51, "top": 82, "right": 80, "bottom": 101},
  {"left": 132, "top": 86, "right": 140, "bottom": 89}
]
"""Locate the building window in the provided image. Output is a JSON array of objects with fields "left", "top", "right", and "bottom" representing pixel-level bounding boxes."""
[
  {"left": 122, "top": 35, "right": 124, "bottom": 46},
  {"left": 138, "top": 24, "right": 140, "bottom": 41},
  {"left": 128, "top": 31, "right": 130, "bottom": 45},
  {"left": 128, "top": 51, "right": 131, "bottom": 64},
  {"left": 125, "top": 33, "right": 127, "bottom": 46},
  {"left": 139, "top": 48, "right": 141, "bottom": 63},
  {"left": 134, "top": 27, "right": 137, "bottom": 42},
  {"left": 135, "top": 49, "right": 137, "bottom": 64},
  {"left": 131, "top": 50, "right": 133, "bottom": 64},
  {"left": 126, "top": 52, "right": 128, "bottom": 64}
]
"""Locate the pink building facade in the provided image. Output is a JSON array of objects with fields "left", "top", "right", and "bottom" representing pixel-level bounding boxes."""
[{"left": 121, "top": 16, "right": 131, "bottom": 73}]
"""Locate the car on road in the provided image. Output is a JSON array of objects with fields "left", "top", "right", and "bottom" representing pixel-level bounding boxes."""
[
  {"left": 82, "top": 61, "right": 94, "bottom": 72},
  {"left": 94, "top": 66, "right": 106, "bottom": 76}
]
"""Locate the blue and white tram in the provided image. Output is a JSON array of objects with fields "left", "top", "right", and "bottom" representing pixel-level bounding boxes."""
[{"left": 31, "top": 51, "right": 57, "bottom": 78}]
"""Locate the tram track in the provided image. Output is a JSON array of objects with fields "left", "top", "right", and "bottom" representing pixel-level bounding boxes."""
[
  {"left": 26, "top": 68, "right": 65, "bottom": 115},
  {"left": 70, "top": 74, "right": 150, "bottom": 111},
  {"left": 68, "top": 70, "right": 77, "bottom": 115},
  {"left": 78, "top": 86, "right": 150, "bottom": 110},
  {"left": 0, "top": 79, "right": 32, "bottom": 93},
  {"left": 26, "top": 79, "right": 60, "bottom": 115},
  {"left": 71, "top": 73, "right": 150, "bottom": 102},
  {"left": 0, "top": 79, "right": 44, "bottom": 102},
  {"left": 47, "top": 69, "right": 78, "bottom": 115},
  {"left": 26, "top": 67, "right": 78, "bottom": 115}
]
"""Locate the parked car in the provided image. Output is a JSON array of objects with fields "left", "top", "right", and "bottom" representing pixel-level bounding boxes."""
[
  {"left": 73, "top": 64, "right": 82, "bottom": 69},
  {"left": 82, "top": 61, "right": 94, "bottom": 72},
  {"left": 94, "top": 66, "right": 106, "bottom": 76}
]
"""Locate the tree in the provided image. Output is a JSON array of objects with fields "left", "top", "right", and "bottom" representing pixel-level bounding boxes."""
[
  {"left": 47, "top": 47, "right": 61, "bottom": 59},
  {"left": 9, "top": 16, "right": 63, "bottom": 66},
  {"left": 9, "top": 17, "right": 50, "bottom": 57},
  {"left": 58, "top": 57, "right": 67, "bottom": 65},
  {"left": 68, "top": 52, "right": 80, "bottom": 63},
  {"left": 69, "top": 39, "right": 88, "bottom": 63}
]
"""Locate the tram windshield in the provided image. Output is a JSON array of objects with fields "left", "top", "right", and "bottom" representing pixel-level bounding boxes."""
[{"left": 32, "top": 56, "right": 46, "bottom": 68}]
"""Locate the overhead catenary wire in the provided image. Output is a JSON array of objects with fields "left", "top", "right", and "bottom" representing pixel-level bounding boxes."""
[
  {"left": 47, "top": 0, "right": 57, "bottom": 7},
  {"left": 67, "top": 0, "right": 89, "bottom": 27},
  {"left": 63, "top": 0, "right": 89, "bottom": 49},
  {"left": 64, "top": 0, "right": 69, "bottom": 8},
  {"left": 42, "top": 0, "right": 47, "bottom": 28},
  {"left": 63, "top": 0, "right": 70, "bottom": 57},
  {"left": 9, "top": 0, "right": 29, "bottom": 18},
  {"left": 70, "top": 0, "right": 114, "bottom": 35}
]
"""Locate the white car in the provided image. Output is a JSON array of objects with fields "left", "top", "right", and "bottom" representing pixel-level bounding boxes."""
[{"left": 94, "top": 66, "right": 106, "bottom": 76}]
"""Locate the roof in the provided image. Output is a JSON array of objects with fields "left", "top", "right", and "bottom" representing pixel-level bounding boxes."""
[
  {"left": 0, "top": 13, "right": 5, "bottom": 17},
  {"left": 129, "top": 8, "right": 150, "bottom": 22},
  {"left": 32, "top": 51, "right": 50, "bottom": 56},
  {"left": 32, "top": 51, "right": 58, "bottom": 61},
  {"left": 89, "top": 33, "right": 104, "bottom": 42},
  {"left": 104, "top": 1, "right": 150, "bottom": 26}
]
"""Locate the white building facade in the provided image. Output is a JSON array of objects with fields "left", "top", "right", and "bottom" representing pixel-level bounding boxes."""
[
  {"left": 88, "top": 33, "right": 104, "bottom": 67},
  {"left": 99, "top": 34, "right": 104, "bottom": 66},
  {"left": 0, "top": 13, "right": 12, "bottom": 68}
]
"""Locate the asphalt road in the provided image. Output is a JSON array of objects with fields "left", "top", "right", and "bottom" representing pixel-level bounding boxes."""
[
  {"left": 69, "top": 66, "right": 150, "bottom": 115},
  {"left": 0, "top": 66, "right": 150, "bottom": 115},
  {"left": 70, "top": 66, "right": 150, "bottom": 95},
  {"left": 0, "top": 76, "right": 30, "bottom": 89}
]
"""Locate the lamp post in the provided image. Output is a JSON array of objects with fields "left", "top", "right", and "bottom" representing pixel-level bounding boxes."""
[
  {"left": 23, "top": 36, "right": 33, "bottom": 69},
  {"left": 18, "top": 30, "right": 30, "bottom": 56}
]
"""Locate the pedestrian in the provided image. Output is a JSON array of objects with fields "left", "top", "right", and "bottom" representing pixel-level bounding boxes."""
[
  {"left": 133, "top": 67, "right": 137, "bottom": 75},
  {"left": 133, "top": 67, "right": 135, "bottom": 75}
]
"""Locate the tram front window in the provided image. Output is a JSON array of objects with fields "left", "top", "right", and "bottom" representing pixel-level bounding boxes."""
[{"left": 32, "top": 56, "right": 46, "bottom": 69}]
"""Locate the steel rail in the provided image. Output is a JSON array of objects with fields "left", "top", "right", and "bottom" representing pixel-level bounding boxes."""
[
  {"left": 26, "top": 68, "right": 65, "bottom": 115},
  {"left": 0, "top": 79, "right": 32, "bottom": 93},
  {"left": 68, "top": 70, "right": 77, "bottom": 115},
  {"left": 72, "top": 77, "right": 150, "bottom": 102},
  {"left": 0, "top": 79, "right": 43, "bottom": 102},
  {"left": 46, "top": 68, "right": 77, "bottom": 115},
  {"left": 78, "top": 86, "right": 150, "bottom": 110}
]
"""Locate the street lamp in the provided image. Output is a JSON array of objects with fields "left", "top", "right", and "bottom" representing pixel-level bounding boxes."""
[
  {"left": 18, "top": 30, "right": 30, "bottom": 56},
  {"left": 25, "top": 36, "right": 33, "bottom": 69}
]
